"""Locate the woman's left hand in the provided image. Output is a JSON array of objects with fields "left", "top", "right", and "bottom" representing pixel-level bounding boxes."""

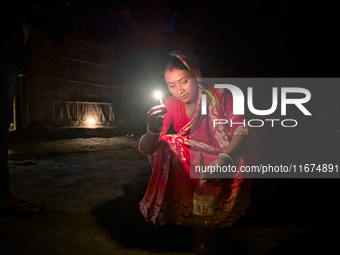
[{"left": 204, "top": 156, "right": 231, "bottom": 186}]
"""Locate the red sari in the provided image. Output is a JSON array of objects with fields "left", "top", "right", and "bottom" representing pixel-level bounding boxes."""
[
  {"left": 139, "top": 87, "right": 253, "bottom": 227},
  {"left": 139, "top": 50, "right": 253, "bottom": 227}
]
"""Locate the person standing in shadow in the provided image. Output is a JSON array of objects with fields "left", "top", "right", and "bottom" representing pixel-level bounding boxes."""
[{"left": 0, "top": 2, "right": 41, "bottom": 215}]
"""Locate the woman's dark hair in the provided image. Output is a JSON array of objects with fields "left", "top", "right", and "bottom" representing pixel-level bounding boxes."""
[{"left": 162, "top": 55, "right": 189, "bottom": 74}]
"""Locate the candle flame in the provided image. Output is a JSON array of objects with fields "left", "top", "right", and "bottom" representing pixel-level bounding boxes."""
[
  {"left": 154, "top": 91, "right": 162, "bottom": 100},
  {"left": 88, "top": 118, "right": 95, "bottom": 125},
  {"left": 154, "top": 91, "right": 163, "bottom": 105}
]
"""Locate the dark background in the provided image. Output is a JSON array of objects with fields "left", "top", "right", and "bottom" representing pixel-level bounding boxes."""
[
  {"left": 5, "top": 1, "right": 339, "bottom": 124},
  {"left": 2, "top": 0, "right": 340, "bottom": 248}
]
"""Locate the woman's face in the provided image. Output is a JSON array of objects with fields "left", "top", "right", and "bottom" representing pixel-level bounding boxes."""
[{"left": 164, "top": 68, "right": 198, "bottom": 104}]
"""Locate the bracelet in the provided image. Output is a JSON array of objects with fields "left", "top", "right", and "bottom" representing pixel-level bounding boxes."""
[
  {"left": 147, "top": 124, "right": 161, "bottom": 136},
  {"left": 219, "top": 153, "right": 235, "bottom": 165}
]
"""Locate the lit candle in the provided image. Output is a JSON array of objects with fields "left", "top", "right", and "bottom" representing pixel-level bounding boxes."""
[
  {"left": 154, "top": 91, "right": 163, "bottom": 105},
  {"left": 88, "top": 117, "right": 95, "bottom": 126}
]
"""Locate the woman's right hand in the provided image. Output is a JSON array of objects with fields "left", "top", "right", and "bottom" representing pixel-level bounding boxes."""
[{"left": 147, "top": 105, "right": 168, "bottom": 133}]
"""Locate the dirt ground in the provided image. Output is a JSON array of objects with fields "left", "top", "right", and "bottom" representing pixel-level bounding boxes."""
[{"left": 0, "top": 128, "right": 338, "bottom": 255}]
